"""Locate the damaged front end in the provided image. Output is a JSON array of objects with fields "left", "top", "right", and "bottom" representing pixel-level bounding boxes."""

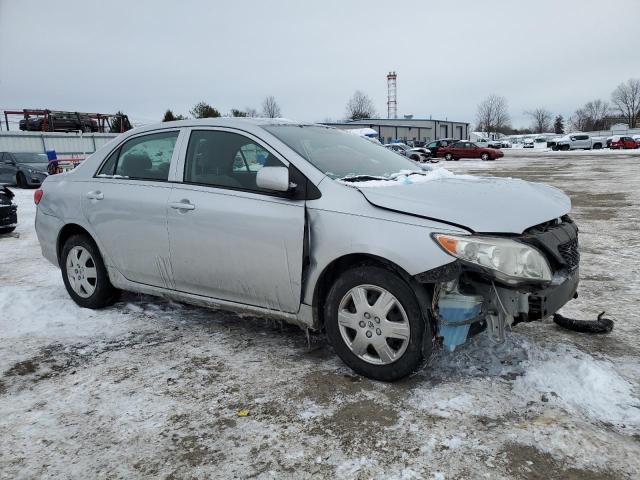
[{"left": 417, "top": 216, "right": 580, "bottom": 351}]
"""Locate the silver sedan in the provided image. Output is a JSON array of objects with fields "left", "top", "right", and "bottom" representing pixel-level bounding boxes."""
[{"left": 35, "top": 118, "right": 577, "bottom": 381}]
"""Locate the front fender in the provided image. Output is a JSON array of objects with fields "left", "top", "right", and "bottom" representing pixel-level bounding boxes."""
[{"left": 302, "top": 207, "right": 462, "bottom": 305}]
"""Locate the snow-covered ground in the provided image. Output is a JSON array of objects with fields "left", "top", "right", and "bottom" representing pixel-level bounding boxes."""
[{"left": 1, "top": 153, "right": 639, "bottom": 479}]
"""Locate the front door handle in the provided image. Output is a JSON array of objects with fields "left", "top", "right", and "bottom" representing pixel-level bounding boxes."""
[
  {"left": 86, "top": 191, "right": 104, "bottom": 200},
  {"left": 169, "top": 200, "right": 195, "bottom": 211}
]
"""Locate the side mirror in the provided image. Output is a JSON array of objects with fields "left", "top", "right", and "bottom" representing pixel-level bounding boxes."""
[{"left": 256, "top": 166, "right": 291, "bottom": 192}]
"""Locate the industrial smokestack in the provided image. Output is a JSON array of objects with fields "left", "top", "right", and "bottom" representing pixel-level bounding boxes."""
[{"left": 387, "top": 71, "right": 397, "bottom": 119}]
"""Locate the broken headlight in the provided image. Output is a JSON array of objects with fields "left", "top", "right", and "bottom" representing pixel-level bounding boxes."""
[{"left": 432, "top": 234, "right": 552, "bottom": 282}]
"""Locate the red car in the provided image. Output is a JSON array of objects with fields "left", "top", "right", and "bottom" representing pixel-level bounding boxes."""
[
  {"left": 609, "top": 136, "right": 637, "bottom": 150},
  {"left": 437, "top": 141, "right": 504, "bottom": 161}
]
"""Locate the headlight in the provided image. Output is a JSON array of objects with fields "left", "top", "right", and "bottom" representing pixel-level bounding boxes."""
[{"left": 433, "top": 234, "right": 552, "bottom": 282}]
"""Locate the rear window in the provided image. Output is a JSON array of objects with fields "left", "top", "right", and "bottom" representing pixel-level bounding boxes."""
[{"left": 97, "top": 131, "right": 178, "bottom": 181}]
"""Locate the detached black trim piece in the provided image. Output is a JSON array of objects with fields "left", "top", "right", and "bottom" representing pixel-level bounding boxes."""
[
  {"left": 415, "top": 261, "right": 461, "bottom": 283},
  {"left": 553, "top": 312, "right": 614, "bottom": 334}
]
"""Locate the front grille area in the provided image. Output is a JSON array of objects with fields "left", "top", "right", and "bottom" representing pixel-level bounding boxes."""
[
  {"left": 558, "top": 237, "right": 580, "bottom": 270},
  {"left": 520, "top": 216, "right": 579, "bottom": 272}
]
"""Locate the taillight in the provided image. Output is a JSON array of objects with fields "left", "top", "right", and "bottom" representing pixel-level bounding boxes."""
[{"left": 34, "top": 189, "right": 43, "bottom": 205}]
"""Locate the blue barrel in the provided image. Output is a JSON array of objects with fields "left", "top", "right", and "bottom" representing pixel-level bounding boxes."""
[{"left": 46, "top": 150, "right": 57, "bottom": 161}]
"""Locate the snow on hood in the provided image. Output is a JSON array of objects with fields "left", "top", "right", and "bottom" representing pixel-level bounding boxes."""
[{"left": 349, "top": 168, "right": 571, "bottom": 233}]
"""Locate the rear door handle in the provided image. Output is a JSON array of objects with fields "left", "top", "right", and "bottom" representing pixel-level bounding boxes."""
[
  {"left": 169, "top": 200, "right": 195, "bottom": 211},
  {"left": 86, "top": 191, "right": 104, "bottom": 200}
]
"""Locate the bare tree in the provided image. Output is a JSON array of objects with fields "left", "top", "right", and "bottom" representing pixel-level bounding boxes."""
[
  {"left": 584, "top": 99, "right": 610, "bottom": 130},
  {"left": 262, "top": 96, "right": 282, "bottom": 118},
  {"left": 611, "top": 78, "right": 640, "bottom": 128},
  {"left": 525, "top": 108, "right": 553, "bottom": 133},
  {"left": 245, "top": 107, "right": 258, "bottom": 118},
  {"left": 475, "top": 95, "right": 510, "bottom": 136},
  {"left": 569, "top": 99, "right": 611, "bottom": 131},
  {"left": 569, "top": 108, "right": 590, "bottom": 132},
  {"left": 346, "top": 90, "right": 377, "bottom": 120}
]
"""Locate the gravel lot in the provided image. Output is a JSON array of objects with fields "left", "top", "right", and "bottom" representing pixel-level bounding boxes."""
[{"left": 1, "top": 152, "right": 639, "bottom": 479}]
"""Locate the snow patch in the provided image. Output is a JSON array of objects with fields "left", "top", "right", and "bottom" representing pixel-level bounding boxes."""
[
  {"left": 513, "top": 350, "right": 640, "bottom": 429},
  {"left": 342, "top": 167, "right": 461, "bottom": 188}
]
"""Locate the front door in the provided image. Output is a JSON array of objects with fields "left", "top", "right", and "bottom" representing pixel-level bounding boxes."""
[
  {"left": 167, "top": 128, "right": 305, "bottom": 313},
  {"left": 82, "top": 130, "right": 181, "bottom": 288}
]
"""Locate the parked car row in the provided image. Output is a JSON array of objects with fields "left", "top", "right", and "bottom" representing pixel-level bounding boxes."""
[
  {"left": 547, "top": 133, "right": 639, "bottom": 151},
  {"left": 385, "top": 138, "right": 504, "bottom": 162}
]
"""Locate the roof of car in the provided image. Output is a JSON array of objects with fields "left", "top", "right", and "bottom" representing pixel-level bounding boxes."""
[{"left": 124, "top": 118, "right": 318, "bottom": 136}]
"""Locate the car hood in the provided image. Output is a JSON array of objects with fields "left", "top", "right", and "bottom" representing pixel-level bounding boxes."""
[
  {"left": 357, "top": 175, "right": 571, "bottom": 234},
  {"left": 18, "top": 162, "right": 48, "bottom": 172}
]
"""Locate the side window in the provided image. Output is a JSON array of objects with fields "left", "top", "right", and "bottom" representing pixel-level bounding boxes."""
[
  {"left": 97, "top": 131, "right": 178, "bottom": 180},
  {"left": 184, "top": 130, "right": 285, "bottom": 192}
]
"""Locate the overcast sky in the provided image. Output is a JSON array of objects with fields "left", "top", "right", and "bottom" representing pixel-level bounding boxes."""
[{"left": 1, "top": 0, "right": 638, "bottom": 128}]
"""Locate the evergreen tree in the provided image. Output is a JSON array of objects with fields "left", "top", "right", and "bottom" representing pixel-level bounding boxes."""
[
  {"left": 190, "top": 101, "right": 221, "bottom": 119},
  {"left": 231, "top": 109, "right": 247, "bottom": 117},
  {"left": 554, "top": 115, "right": 564, "bottom": 134},
  {"left": 163, "top": 109, "right": 176, "bottom": 122}
]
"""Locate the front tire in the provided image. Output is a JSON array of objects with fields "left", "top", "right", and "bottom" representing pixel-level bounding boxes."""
[
  {"left": 0, "top": 226, "right": 16, "bottom": 234},
  {"left": 481, "top": 153, "right": 490, "bottom": 161},
  {"left": 444, "top": 153, "right": 452, "bottom": 161},
  {"left": 61, "top": 234, "right": 120, "bottom": 309},
  {"left": 324, "top": 265, "right": 430, "bottom": 381},
  {"left": 16, "top": 172, "right": 27, "bottom": 188}
]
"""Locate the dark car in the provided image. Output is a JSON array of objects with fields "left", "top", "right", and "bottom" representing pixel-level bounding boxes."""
[
  {"left": 19, "top": 113, "right": 98, "bottom": 132},
  {"left": 425, "top": 138, "right": 458, "bottom": 156},
  {"left": 437, "top": 141, "right": 504, "bottom": 161},
  {"left": 0, "top": 185, "right": 17, "bottom": 234},
  {"left": 609, "top": 136, "right": 637, "bottom": 150},
  {"left": 0, "top": 152, "right": 49, "bottom": 187}
]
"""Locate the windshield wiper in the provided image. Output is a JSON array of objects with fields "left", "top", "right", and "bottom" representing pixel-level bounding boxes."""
[
  {"left": 339, "top": 174, "right": 391, "bottom": 183},
  {"left": 388, "top": 171, "right": 426, "bottom": 180}
]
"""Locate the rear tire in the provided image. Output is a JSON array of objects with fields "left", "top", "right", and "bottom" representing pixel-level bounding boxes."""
[
  {"left": 481, "top": 153, "right": 490, "bottom": 161},
  {"left": 324, "top": 265, "right": 430, "bottom": 382},
  {"left": 0, "top": 226, "right": 16, "bottom": 234},
  {"left": 60, "top": 234, "right": 120, "bottom": 309},
  {"left": 444, "top": 153, "right": 452, "bottom": 161}
]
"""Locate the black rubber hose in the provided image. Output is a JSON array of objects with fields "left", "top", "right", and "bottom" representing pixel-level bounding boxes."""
[{"left": 552, "top": 311, "right": 614, "bottom": 334}]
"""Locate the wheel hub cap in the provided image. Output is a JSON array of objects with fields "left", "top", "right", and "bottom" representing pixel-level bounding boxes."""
[
  {"left": 65, "top": 246, "right": 98, "bottom": 298},
  {"left": 337, "top": 285, "right": 411, "bottom": 365}
]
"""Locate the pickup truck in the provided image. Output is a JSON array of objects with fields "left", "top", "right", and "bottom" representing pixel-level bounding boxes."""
[{"left": 553, "top": 134, "right": 606, "bottom": 151}]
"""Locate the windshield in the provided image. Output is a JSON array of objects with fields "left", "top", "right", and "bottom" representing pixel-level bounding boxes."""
[
  {"left": 263, "top": 125, "right": 420, "bottom": 180},
  {"left": 12, "top": 153, "right": 48, "bottom": 163}
]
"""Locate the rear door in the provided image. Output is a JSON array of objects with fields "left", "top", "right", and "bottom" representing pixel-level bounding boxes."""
[
  {"left": 82, "top": 129, "right": 183, "bottom": 287},
  {"left": 167, "top": 127, "right": 305, "bottom": 313}
]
